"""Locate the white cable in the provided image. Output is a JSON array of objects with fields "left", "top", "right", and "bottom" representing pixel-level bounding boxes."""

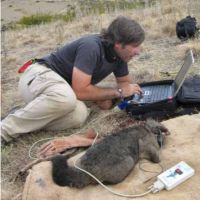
[
  {"left": 74, "top": 159, "right": 152, "bottom": 198},
  {"left": 28, "top": 137, "right": 59, "bottom": 159},
  {"left": 28, "top": 123, "right": 97, "bottom": 160},
  {"left": 28, "top": 129, "right": 100, "bottom": 160},
  {"left": 148, "top": 180, "right": 165, "bottom": 193}
]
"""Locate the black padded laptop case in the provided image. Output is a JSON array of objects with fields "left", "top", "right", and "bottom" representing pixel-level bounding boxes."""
[{"left": 124, "top": 77, "right": 200, "bottom": 120}]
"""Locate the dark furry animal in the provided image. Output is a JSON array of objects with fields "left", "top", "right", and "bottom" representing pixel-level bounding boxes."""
[{"left": 52, "top": 120, "right": 168, "bottom": 188}]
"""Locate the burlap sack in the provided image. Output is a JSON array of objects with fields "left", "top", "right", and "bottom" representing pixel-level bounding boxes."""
[{"left": 22, "top": 114, "right": 200, "bottom": 200}]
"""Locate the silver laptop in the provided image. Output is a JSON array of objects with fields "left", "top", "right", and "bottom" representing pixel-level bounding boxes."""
[{"left": 131, "top": 49, "right": 194, "bottom": 104}]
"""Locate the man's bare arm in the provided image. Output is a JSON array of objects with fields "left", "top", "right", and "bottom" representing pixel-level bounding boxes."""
[
  {"left": 116, "top": 75, "right": 132, "bottom": 85},
  {"left": 72, "top": 67, "right": 120, "bottom": 101}
]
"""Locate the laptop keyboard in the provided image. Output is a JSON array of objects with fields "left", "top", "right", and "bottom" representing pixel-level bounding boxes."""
[
  {"left": 148, "top": 85, "right": 169, "bottom": 102},
  {"left": 132, "top": 85, "right": 172, "bottom": 103}
]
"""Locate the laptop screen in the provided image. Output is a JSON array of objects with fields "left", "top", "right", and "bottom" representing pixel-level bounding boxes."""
[{"left": 174, "top": 50, "right": 194, "bottom": 96}]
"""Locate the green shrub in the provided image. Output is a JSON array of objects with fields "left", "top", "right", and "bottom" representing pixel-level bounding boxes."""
[
  {"left": 18, "top": 10, "right": 76, "bottom": 27},
  {"left": 19, "top": 13, "right": 53, "bottom": 26}
]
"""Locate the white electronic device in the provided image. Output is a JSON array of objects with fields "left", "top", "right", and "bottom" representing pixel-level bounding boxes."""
[{"left": 156, "top": 161, "right": 195, "bottom": 191}]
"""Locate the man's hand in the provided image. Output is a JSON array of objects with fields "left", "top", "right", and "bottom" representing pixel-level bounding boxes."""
[
  {"left": 38, "top": 129, "right": 100, "bottom": 158},
  {"left": 119, "top": 83, "right": 143, "bottom": 97},
  {"left": 116, "top": 75, "right": 142, "bottom": 97},
  {"left": 96, "top": 99, "right": 113, "bottom": 110}
]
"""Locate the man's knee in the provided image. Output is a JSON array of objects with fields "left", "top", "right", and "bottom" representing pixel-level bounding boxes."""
[
  {"left": 52, "top": 93, "right": 77, "bottom": 115},
  {"left": 72, "top": 101, "right": 90, "bottom": 128},
  {"left": 44, "top": 101, "right": 89, "bottom": 131}
]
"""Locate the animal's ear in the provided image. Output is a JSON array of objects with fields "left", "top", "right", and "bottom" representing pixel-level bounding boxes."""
[
  {"left": 158, "top": 124, "right": 170, "bottom": 135},
  {"left": 148, "top": 146, "right": 160, "bottom": 163},
  {"left": 146, "top": 119, "right": 170, "bottom": 135}
]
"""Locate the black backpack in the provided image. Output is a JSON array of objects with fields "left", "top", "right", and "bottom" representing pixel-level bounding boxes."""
[{"left": 176, "top": 16, "right": 199, "bottom": 40}]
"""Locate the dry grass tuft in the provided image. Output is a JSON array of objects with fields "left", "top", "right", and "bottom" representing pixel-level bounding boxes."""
[
  {"left": 139, "top": 0, "right": 200, "bottom": 38},
  {"left": 178, "top": 39, "right": 200, "bottom": 56}
]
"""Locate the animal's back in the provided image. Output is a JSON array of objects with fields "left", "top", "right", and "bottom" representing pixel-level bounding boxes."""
[{"left": 79, "top": 129, "right": 140, "bottom": 182}]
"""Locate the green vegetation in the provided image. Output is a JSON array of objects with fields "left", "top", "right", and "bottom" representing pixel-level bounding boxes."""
[
  {"left": 19, "top": 13, "right": 54, "bottom": 26},
  {"left": 18, "top": 8, "right": 76, "bottom": 26}
]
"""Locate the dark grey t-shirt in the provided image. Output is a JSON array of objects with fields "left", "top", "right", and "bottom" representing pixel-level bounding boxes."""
[{"left": 40, "top": 34, "right": 128, "bottom": 85}]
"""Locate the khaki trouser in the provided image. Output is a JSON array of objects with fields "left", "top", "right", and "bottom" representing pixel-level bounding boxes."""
[{"left": 1, "top": 63, "right": 89, "bottom": 142}]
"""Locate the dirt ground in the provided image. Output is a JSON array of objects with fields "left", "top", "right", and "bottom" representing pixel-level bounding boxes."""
[
  {"left": 1, "top": 0, "right": 200, "bottom": 200},
  {"left": 1, "top": 0, "right": 74, "bottom": 25}
]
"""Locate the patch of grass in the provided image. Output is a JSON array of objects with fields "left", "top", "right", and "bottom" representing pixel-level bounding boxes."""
[
  {"left": 19, "top": 13, "right": 54, "bottom": 26},
  {"left": 17, "top": 8, "right": 76, "bottom": 27}
]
